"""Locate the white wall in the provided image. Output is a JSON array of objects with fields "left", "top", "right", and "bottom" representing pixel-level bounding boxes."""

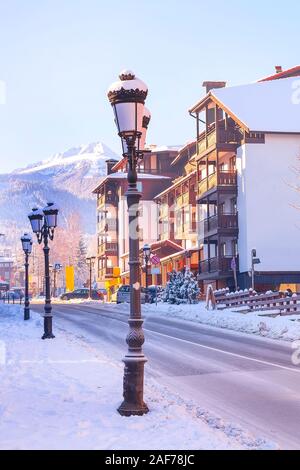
[{"left": 237, "top": 134, "right": 300, "bottom": 273}]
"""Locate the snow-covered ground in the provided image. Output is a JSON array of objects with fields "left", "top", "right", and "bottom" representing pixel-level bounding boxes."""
[
  {"left": 0, "top": 304, "right": 274, "bottom": 450},
  {"left": 135, "top": 302, "right": 300, "bottom": 343}
]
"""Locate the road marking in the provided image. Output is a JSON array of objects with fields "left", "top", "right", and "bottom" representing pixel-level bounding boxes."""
[
  {"left": 34, "top": 304, "right": 300, "bottom": 375},
  {"left": 145, "top": 329, "right": 300, "bottom": 375}
]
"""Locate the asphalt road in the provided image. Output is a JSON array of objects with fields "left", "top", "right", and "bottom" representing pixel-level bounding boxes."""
[{"left": 32, "top": 302, "right": 300, "bottom": 449}]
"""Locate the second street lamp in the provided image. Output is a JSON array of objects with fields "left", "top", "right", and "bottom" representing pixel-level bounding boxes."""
[
  {"left": 107, "top": 70, "right": 149, "bottom": 416},
  {"left": 28, "top": 202, "right": 59, "bottom": 339},
  {"left": 86, "top": 256, "right": 96, "bottom": 299},
  {"left": 143, "top": 244, "right": 151, "bottom": 304},
  {"left": 21, "top": 233, "right": 33, "bottom": 321}
]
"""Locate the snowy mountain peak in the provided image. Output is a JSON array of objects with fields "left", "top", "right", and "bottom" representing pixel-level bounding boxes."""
[{"left": 14, "top": 142, "right": 120, "bottom": 176}]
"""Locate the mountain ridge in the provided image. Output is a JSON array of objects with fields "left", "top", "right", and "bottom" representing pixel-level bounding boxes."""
[{"left": 0, "top": 142, "right": 120, "bottom": 240}]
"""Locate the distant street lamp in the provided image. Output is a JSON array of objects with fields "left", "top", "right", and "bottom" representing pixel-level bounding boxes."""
[
  {"left": 28, "top": 202, "right": 59, "bottom": 339},
  {"left": 21, "top": 233, "right": 33, "bottom": 321},
  {"left": 86, "top": 256, "right": 96, "bottom": 299},
  {"left": 107, "top": 70, "right": 150, "bottom": 416},
  {"left": 143, "top": 244, "right": 151, "bottom": 303}
]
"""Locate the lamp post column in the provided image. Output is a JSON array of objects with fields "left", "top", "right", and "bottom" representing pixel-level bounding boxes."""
[
  {"left": 43, "top": 229, "right": 54, "bottom": 339},
  {"left": 89, "top": 261, "right": 92, "bottom": 299},
  {"left": 145, "top": 255, "right": 149, "bottom": 304},
  {"left": 24, "top": 251, "right": 30, "bottom": 320},
  {"left": 118, "top": 139, "right": 149, "bottom": 417}
]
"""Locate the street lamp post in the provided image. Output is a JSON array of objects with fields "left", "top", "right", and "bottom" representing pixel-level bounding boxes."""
[
  {"left": 143, "top": 244, "right": 151, "bottom": 304},
  {"left": 21, "top": 233, "right": 33, "bottom": 320},
  {"left": 86, "top": 256, "right": 96, "bottom": 299},
  {"left": 28, "top": 202, "right": 59, "bottom": 339},
  {"left": 107, "top": 70, "right": 150, "bottom": 416}
]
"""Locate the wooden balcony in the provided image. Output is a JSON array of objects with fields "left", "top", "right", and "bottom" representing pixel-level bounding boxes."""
[
  {"left": 197, "top": 126, "right": 243, "bottom": 156},
  {"left": 98, "top": 219, "right": 117, "bottom": 234},
  {"left": 199, "top": 213, "right": 238, "bottom": 238},
  {"left": 198, "top": 256, "right": 239, "bottom": 279},
  {"left": 175, "top": 192, "right": 189, "bottom": 208},
  {"left": 98, "top": 241, "right": 118, "bottom": 256},
  {"left": 159, "top": 204, "right": 169, "bottom": 218},
  {"left": 197, "top": 171, "right": 237, "bottom": 199},
  {"left": 97, "top": 194, "right": 118, "bottom": 209},
  {"left": 98, "top": 267, "right": 114, "bottom": 280}
]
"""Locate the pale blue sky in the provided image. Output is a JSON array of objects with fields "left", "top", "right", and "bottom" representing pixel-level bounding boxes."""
[{"left": 0, "top": 0, "right": 299, "bottom": 173}]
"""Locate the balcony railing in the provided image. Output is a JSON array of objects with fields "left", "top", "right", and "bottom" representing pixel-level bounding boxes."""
[
  {"left": 98, "top": 219, "right": 118, "bottom": 234},
  {"left": 198, "top": 171, "right": 237, "bottom": 198},
  {"left": 175, "top": 192, "right": 189, "bottom": 208},
  {"left": 197, "top": 125, "right": 243, "bottom": 155},
  {"left": 199, "top": 213, "right": 238, "bottom": 235},
  {"left": 159, "top": 205, "right": 169, "bottom": 218},
  {"left": 98, "top": 267, "right": 114, "bottom": 280},
  {"left": 199, "top": 256, "right": 239, "bottom": 275},
  {"left": 98, "top": 241, "right": 118, "bottom": 256}
]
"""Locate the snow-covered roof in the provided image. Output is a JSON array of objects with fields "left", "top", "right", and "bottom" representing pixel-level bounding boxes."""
[
  {"left": 145, "top": 144, "right": 183, "bottom": 153},
  {"left": 93, "top": 171, "right": 171, "bottom": 193},
  {"left": 154, "top": 170, "right": 197, "bottom": 200},
  {"left": 190, "top": 76, "right": 300, "bottom": 133},
  {"left": 106, "top": 172, "right": 170, "bottom": 180}
]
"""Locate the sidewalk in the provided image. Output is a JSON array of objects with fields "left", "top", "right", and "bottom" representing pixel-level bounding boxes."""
[{"left": 0, "top": 304, "right": 274, "bottom": 450}]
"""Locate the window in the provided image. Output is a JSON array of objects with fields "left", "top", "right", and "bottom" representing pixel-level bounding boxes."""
[
  {"left": 220, "top": 243, "right": 226, "bottom": 257},
  {"left": 231, "top": 240, "right": 238, "bottom": 257},
  {"left": 230, "top": 198, "right": 237, "bottom": 214},
  {"left": 229, "top": 156, "right": 236, "bottom": 171}
]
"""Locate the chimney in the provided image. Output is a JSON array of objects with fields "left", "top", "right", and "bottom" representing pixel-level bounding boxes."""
[
  {"left": 275, "top": 66, "right": 283, "bottom": 74},
  {"left": 202, "top": 81, "right": 226, "bottom": 93},
  {"left": 106, "top": 159, "right": 118, "bottom": 175}
]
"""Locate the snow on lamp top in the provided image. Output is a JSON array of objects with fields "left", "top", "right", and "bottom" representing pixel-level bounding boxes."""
[
  {"left": 21, "top": 232, "right": 32, "bottom": 253},
  {"left": 28, "top": 207, "right": 44, "bottom": 233},
  {"left": 107, "top": 70, "right": 148, "bottom": 139},
  {"left": 43, "top": 202, "right": 59, "bottom": 229},
  {"left": 107, "top": 70, "right": 148, "bottom": 104}
]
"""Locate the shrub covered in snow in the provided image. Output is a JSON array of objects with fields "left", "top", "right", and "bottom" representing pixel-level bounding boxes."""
[{"left": 162, "top": 269, "right": 200, "bottom": 304}]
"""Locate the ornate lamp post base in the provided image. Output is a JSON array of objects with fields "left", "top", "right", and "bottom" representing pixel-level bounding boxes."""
[
  {"left": 118, "top": 357, "right": 149, "bottom": 416},
  {"left": 42, "top": 317, "right": 55, "bottom": 340}
]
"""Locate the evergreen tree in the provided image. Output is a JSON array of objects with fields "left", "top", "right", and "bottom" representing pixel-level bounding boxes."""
[
  {"left": 162, "top": 269, "right": 200, "bottom": 304},
  {"left": 76, "top": 236, "right": 88, "bottom": 287}
]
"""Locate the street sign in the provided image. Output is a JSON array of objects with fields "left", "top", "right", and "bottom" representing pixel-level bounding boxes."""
[
  {"left": 54, "top": 263, "right": 62, "bottom": 270},
  {"left": 151, "top": 255, "right": 160, "bottom": 265},
  {"left": 151, "top": 267, "right": 161, "bottom": 275},
  {"left": 253, "top": 258, "right": 261, "bottom": 265}
]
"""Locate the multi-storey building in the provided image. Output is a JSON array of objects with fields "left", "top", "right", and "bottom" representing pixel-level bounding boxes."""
[
  {"left": 0, "top": 257, "right": 14, "bottom": 288},
  {"left": 189, "top": 70, "right": 300, "bottom": 291},
  {"left": 93, "top": 147, "right": 180, "bottom": 292},
  {"left": 95, "top": 66, "right": 300, "bottom": 294}
]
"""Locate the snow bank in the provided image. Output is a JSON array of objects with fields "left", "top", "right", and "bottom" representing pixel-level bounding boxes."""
[
  {"left": 0, "top": 304, "right": 274, "bottom": 450},
  {"left": 142, "top": 302, "right": 300, "bottom": 342}
]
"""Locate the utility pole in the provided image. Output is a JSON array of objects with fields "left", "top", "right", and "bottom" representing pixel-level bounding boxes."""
[
  {"left": 86, "top": 257, "right": 96, "bottom": 299},
  {"left": 251, "top": 249, "right": 261, "bottom": 290}
]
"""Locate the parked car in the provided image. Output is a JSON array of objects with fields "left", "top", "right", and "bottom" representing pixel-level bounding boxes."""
[
  {"left": 116, "top": 285, "right": 147, "bottom": 304},
  {"left": 11, "top": 287, "right": 25, "bottom": 298},
  {"left": 6, "top": 289, "right": 23, "bottom": 300},
  {"left": 60, "top": 288, "right": 105, "bottom": 301}
]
